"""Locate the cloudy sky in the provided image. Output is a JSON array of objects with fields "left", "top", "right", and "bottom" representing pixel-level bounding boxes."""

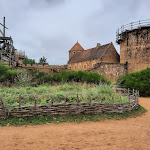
[{"left": 0, "top": 0, "right": 150, "bottom": 65}]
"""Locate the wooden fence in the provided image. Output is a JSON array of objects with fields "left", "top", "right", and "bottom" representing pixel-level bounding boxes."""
[{"left": 0, "top": 88, "right": 139, "bottom": 118}]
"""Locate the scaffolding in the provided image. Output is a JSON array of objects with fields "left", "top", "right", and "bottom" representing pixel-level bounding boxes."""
[
  {"left": 0, "top": 17, "right": 23, "bottom": 67},
  {"left": 116, "top": 19, "right": 150, "bottom": 44}
]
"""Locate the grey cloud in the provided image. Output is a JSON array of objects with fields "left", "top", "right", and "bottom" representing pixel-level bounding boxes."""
[{"left": 0, "top": 0, "right": 150, "bottom": 65}]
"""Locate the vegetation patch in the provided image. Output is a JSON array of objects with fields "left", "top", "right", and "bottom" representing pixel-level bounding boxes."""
[
  {"left": 55, "top": 70, "right": 110, "bottom": 84},
  {"left": 0, "top": 83, "right": 128, "bottom": 106},
  {"left": 0, "top": 105, "right": 146, "bottom": 126},
  {"left": 0, "top": 62, "right": 110, "bottom": 86},
  {"left": 117, "top": 68, "right": 150, "bottom": 97}
]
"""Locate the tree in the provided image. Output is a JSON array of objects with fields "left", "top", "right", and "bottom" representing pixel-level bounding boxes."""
[
  {"left": 23, "top": 56, "right": 36, "bottom": 65},
  {"left": 39, "top": 56, "right": 48, "bottom": 66}
]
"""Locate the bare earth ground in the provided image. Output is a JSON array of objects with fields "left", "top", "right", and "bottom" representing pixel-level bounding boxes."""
[{"left": 0, "top": 98, "right": 150, "bottom": 150}]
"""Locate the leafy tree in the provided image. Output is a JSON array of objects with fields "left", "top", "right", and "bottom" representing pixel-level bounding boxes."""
[
  {"left": 39, "top": 56, "right": 48, "bottom": 66},
  {"left": 23, "top": 56, "right": 36, "bottom": 65}
]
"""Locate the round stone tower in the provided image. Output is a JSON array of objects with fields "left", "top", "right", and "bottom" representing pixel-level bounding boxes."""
[{"left": 116, "top": 20, "right": 150, "bottom": 73}]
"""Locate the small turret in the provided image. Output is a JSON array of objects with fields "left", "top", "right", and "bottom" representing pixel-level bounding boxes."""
[{"left": 69, "top": 41, "right": 84, "bottom": 60}]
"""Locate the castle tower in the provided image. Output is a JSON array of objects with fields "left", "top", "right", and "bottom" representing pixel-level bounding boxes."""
[
  {"left": 69, "top": 41, "right": 84, "bottom": 60},
  {"left": 116, "top": 20, "right": 150, "bottom": 73}
]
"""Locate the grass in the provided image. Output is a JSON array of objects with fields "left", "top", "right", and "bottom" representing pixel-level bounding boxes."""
[
  {"left": 0, "top": 105, "right": 146, "bottom": 126},
  {"left": 0, "top": 83, "right": 129, "bottom": 106}
]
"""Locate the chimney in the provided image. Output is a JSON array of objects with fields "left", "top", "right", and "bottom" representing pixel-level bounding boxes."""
[{"left": 97, "top": 43, "right": 101, "bottom": 47}]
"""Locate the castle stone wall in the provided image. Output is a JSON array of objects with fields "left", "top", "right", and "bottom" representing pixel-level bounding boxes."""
[
  {"left": 20, "top": 64, "right": 67, "bottom": 73},
  {"left": 67, "top": 58, "right": 101, "bottom": 71},
  {"left": 120, "top": 27, "right": 150, "bottom": 73},
  {"left": 92, "top": 63, "right": 127, "bottom": 81}
]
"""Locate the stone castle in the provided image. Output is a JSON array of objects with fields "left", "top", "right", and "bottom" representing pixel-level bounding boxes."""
[
  {"left": 68, "top": 20, "right": 150, "bottom": 81},
  {"left": 1, "top": 19, "right": 150, "bottom": 81}
]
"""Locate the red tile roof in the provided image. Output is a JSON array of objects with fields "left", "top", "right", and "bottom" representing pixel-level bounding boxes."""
[
  {"left": 68, "top": 43, "right": 112, "bottom": 63},
  {"left": 69, "top": 42, "right": 84, "bottom": 52}
]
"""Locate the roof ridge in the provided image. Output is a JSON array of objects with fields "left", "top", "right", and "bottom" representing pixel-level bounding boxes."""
[{"left": 85, "top": 43, "right": 111, "bottom": 51}]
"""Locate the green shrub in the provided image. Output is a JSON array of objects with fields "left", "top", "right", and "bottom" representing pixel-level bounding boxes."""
[
  {"left": 55, "top": 70, "right": 110, "bottom": 84},
  {"left": 117, "top": 68, "right": 150, "bottom": 97},
  {"left": 34, "top": 71, "right": 53, "bottom": 84},
  {"left": 0, "top": 62, "right": 17, "bottom": 83},
  {"left": 41, "top": 73, "right": 53, "bottom": 83}
]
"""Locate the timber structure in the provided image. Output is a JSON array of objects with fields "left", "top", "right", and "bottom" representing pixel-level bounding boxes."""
[{"left": 0, "top": 17, "right": 24, "bottom": 67}]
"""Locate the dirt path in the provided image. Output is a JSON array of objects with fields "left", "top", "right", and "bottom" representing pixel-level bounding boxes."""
[{"left": 0, "top": 98, "right": 150, "bottom": 150}]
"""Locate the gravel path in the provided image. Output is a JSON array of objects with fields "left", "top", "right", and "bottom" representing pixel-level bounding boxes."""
[{"left": 0, "top": 97, "right": 150, "bottom": 150}]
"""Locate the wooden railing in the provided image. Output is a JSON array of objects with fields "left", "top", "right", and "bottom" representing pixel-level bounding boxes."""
[{"left": 116, "top": 19, "right": 150, "bottom": 43}]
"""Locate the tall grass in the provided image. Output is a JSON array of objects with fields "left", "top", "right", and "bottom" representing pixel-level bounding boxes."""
[{"left": 0, "top": 83, "right": 120, "bottom": 106}]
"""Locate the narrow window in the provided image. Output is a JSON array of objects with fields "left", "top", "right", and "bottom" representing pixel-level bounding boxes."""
[
  {"left": 75, "top": 66, "right": 77, "bottom": 70},
  {"left": 70, "top": 67, "right": 71, "bottom": 70},
  {"left": 136, "top": 34, "right": 138, "bottom": 45},
  {"left": 127, "top": 37, "right": 129, "bottom": 47},
  {"left": 84, "top": 65, "right": 86, "bottom": 69}
]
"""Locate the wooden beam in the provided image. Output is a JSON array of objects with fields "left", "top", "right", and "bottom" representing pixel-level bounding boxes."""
[{"left": 0, "top": 29, "right": 3, "bottom": 36}]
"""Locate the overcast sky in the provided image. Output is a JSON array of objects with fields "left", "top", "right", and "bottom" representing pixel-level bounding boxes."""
[{"left": 0, "top": 0, "right": 150, "bottom": 65}]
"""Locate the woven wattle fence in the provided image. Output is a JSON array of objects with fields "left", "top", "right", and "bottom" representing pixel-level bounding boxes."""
[{"left": 0, "top": 88, "right": 139, "bottom": 118}]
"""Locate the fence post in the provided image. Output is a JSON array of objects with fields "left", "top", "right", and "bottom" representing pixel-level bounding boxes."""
[
  {"left": 89, "top": 94, "right": 91, "bottom": 104},
  {"left": 133, "top": 89, "right": 135, "bottom": 96},
  {"left": 128, "top": 88, "right": 130, "bottom": 94},
  {"left": 77, "top": 94, "right": 79, "bottom": 104},
  {"left": 120, "top": 95, "right": 122, "bottom": 104},
  {"left": 19, "top": 95, "right": 21, "bottom": 107},
  {"left": 136, "top": 92, "right": 139, "bottom": 103},
  {"left": 111, "top": 94, "right": 114, "bottom": 103},
  {"left": 128, "top": 94, "right": 130, "bottom": 103},
  {"left": 64, "top": 95, "right": 66, "bottom": 104},
  {"left": 100, "top": 95, "right": 102, "bottom": 103},
  {"left": 51, "top": 95, "right": 53, "bottom": 105},
  {"left": 34, "top": 96, "right": 36, "bottom": 108},
  {"left": 0, "top": 96, "right": 4, "bottom": 108}
]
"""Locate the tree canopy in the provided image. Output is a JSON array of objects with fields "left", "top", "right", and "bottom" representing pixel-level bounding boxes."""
[{"left": 39, "top": 56, "right": 48, "bottom": 65}]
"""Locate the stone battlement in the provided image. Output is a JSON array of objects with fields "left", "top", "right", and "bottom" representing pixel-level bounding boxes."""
[{"left": 20, "top": 64, "right": 67, "bottom": 73}]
